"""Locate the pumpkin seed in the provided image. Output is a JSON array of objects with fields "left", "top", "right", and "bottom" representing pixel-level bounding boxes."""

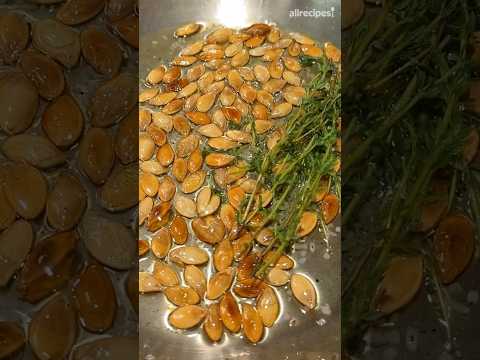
[
  {"left": 82, "top": 214, "right": 135, "bottom": 270},
  {"left": 181, "top": 40, "right": 204, "bottom": 56},
  {"left": 81, "top": 26, "right": 123, "bottom": 77},
  {"left": 284, "top": 56, "right": 302, "bottom": 72},
  {"left": 151, "top": 228, "right": 172, "bottom": 259},
  {"left": 196, "top": 188, "right": 221, "bottom": 217},
  {"left": 100, "top": 164, "right": 137, "bottom": 212},
  {"left": 0, "top": 12, "right": 29, "bottom": 64},
  {"left": 374, "top": 256, "right": 423, "bottom": 314},
  {"left": 192, "top": 215, "right": 225, "bottom": 244},
  {"left": 206, "top": 27, "right": 232, "bottom": 44},
  {"left": 188, "top": 147, "right": 204, "bottom": 172},
  {"left": 219, "top": 292, "right": 242, "bottom": 333},
  {"left": 256, "top": 286, "right": 279, "bottom": 327},
  {"left": 175, "top": 23, "right": 202, "bottom": 37},
  {"left": 207, "top": 267, "right": 235, "bottom": 300},
  {"left": 172, "top": 158, "right": 188, "bottom": 182},
  {"left": 57, "top": 0, "right": 104, "bottom": 25},
  {"left": 165, "top": 286, "right": 201, "bottom": 306},
  {"left": 172, "top": 55, "right": 198, "bottom": 66},
  {"left": 254, "top": 64, "right": 270, "bottom": 83},
  {"left": 0, "top": 220, "right": 33, "bottom": 287},
  {"left": 181, "top": 171, "right": 206, "bottom": 193},
  {"left": 324, "top": 42, "right": 341, "bottom": 62},
  {"left": 168, "top": 305, "right": 207, "bottom": 329},
  {"left": 140, "top": 172, "right": 158, "bottom": 196},
  {"left": 0, "top": 72, "right": 38, "bottom": 135},
  {"left": 271, "top": 102, "right": 292, "bottom": 118},
  {"left": 141, "top": 160, "right": 168, "bottom": 175},
  {"left": 220, "top": 203, "right": 239, "bottom": 235},
  {"left": 42, "top": 94, "right": 84, "bottom": 148},
  {"left": 283, "top": 85, "right": 306, "bottom": 105},
  {"left": 72, "top": 264, "right": 116, "bottom": 333},
  {"left": 283, "top": 70, "right": 301, "bottom": 86},
  {"left": 162, "top": 98, "right": 184, "bottom": 114},
  {"left": 32, "top": 19, "right": 81, "bottom": 68},
  {"left": 114, "top": 14, "right": 138, "bottom": 49},
  {"left": 203, "top": 303, "right": 223, "bottom": 342},
  {"left": 245, "top": 35, "right": 265, "bottom": 48},
  {"left": 177, "top": 133, "right": 200, "bottom": 157},
  {"left": 5, "top": 163, "right": 47, "bottom": 220},
  {"left": 205, "top": 153, "right": 235, "bottom": 168},
  {"left": 256, "top": 89, "right": 274, "bottom": 108},
  {"left": 153, "top": 112, "right": 174, "bottom": 132},
  {"left": 226, "top": 130, "right": 252, "bottom": 144},
  {"left": 148, "top": 91, "right": 176, "bottom": 106},
  {"left": 243, "top": 23, "right": 271, "bottom": 36},
  {"left": 17, "top": 231, "right": 77, "bottom": 303},
  {"left": 157, "top": 143, "right": 175, "bottom": 166},
  {"left": 163, "top": 66, "right": 181, "bottom": 83},
  {"left": 170, "top": 215, "right": 188, "bottom": 244},
  {"left": 196, "top": 91, "right": 217, "bottom": 112},
  {"left": 186, "top": 111, "right": 211, "bottom": 125},
  {"left": 184, "top": 265, "right": 206, "bottom": 297},
  {"left": 242, "top": 303, "right": 263, "bottom": 343},
  {"left": 290, "top": 32, "right": 315, "bottom": 45},
  {"left": 139, "top": 197, "right": 153, "bottom": 226},
  {"left": 170, "top": 246, "right": 209, "bottom": 265},
  {"left": 147, "top": 202, "right": 172, "bottom": 232},
  {"left": 267, "top": 27, "right": 280, "bottom": 43},
  {"left": 266, "top": 268, "right": 290, "bottom": 286},
  {"left": 187, "top": 64, "right": 206, "bottom": 82},
  {"left": 263, "top": 79, "right": 287, "bottom": 93},
  {"left": 227, "top": 186, "right": 246, "bottom": 210},
  {"left": 153, "top": 261, "right": 179, "bottom": 287},
  {"left": 139, "top": 272, "right": 163, "bottom": 293},
  {"left": 158, "top": 176, "right": 176, "bottom": 201},
  {"left": 249, "top": 44, "right": 273, "bottom": 57},
  {"left": 321, "top": 193, "right": 340, "bottom": 224},
  {"left": 232, "top": 232, "right": 253, "bottom": 260},
  {"left": 290, "top": 273, "right": 317, "bottom": 309},
  {"left": 2, "top": 134, "right": 66, "bottom": 169},
  {"left": 297, "top": 211, "right": 318, "bottom": 237},
  {"left": 177, "top": 82, "right": 198, "bottom": 98},
  {"left": 174, "top": 195, "right": 197, "bottom": 218},
  {"left": 139, "top": 109, "right": 152, "bottom": 130},
  {"left": 20, "top": 49, "right": 65, "bottom": 100},
  {"left": 262, "top": 48, "right": 283, "bottom": 61},
  {"left": 214, "top": 238, "right": 234, "bottom": 272},
  {"left": 29, "top": 295, "right": 77, "bottom": 360},
  {"left": 79, "top": 127, "right": 115, "bottom": 183},
  {"left": 239, "top": 83, "right": 257, "bottom": 104},
  {"left": 268, "top": 58, "right": 284, "bottom": 79},
  {"left": 47, "top": 173, "right": 87, "bottom": 231},
  {"left": 147, "top": 64, "right": 166, "bottom": 84},
  {"left": 256, "top": 227, "right": 274, "bottom": 246},
  {"left": 227, "top": 69, "right": 244, "bottom": 91}
]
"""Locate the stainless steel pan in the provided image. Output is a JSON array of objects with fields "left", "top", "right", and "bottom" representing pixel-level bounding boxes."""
[{"left": 139, "top": 1, "right": 341, "bottom": 359}]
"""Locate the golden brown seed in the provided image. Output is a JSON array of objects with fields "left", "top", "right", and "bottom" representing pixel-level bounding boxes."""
[
  {"left": 321, "top": 193, "right": 340, "bottom": 224},
  {"left": 180, "top": 40, "right": 204, "bottom": 56},
  {"left": 196, "top": 91, "right": 217, "bottom": 112},
  {"left": 206, "top": 80, "right": 225, "bottom": 95},
  {"left": 170, "top": 216, "right": 188, "bottom": 245},
  {"left": 196, "top": 188, "right": 221, "bottom": 217},
  {"left": 220, "top": 203, "right": 239, "bottom": 234},
  {"left": 162, "top": 98, "right": 184, "bottom": 114},
  {"left": 269, "top": 58, "right": 284, "bottom": 79},
  {"left": 29, "top": 295, "right": 76, "bottom": 360},
  {"left": 274, "top": 38, "right": 293, "bottom": 49},
  {"left": 151, "top": 228, "right": 172, "bottom": 259},
  {"left": 227, "top": 69, "right": 244, "bottom": 91},
  {"left": 291, "top": 273, "right": 317, "bottom": 309},
  {"left": 257, "top": 286, "right": 280, "bottom": 327},
  {"left": 252, "top": 104, "right": 269, "bottom": 121},
  {"left": 222, "top": 106, "right": 242, "bottom": 124},
  {"left": 56, "top": 0, "right": 104, "bottom": 25},
  {"left": 242, "top": 303, "right": 263, "bottom": 343},
  {"left": 262, "top": 48, "right": 283, "bottom": 61},
  {"left": 90, "top": 73, "right": 137, "bottom": 127},
  {"left": 267, "top": 27, "right": 280, "bottom": 43},
  {"left": 20, "top": 49, "right": 65, "bottom": 100},
  {"left": 207, "top": 27, "right": 233, "bottom": 44},
  {"left": 177, "top": 133, "right": 201, "bottom": 156},
  {"left": 153, "top": 261, "right": 179, "bottom": 287},
  {"left": 204, "top": 303, "right": 223, "bottom": 342},
  {"left": 172, "top": 158, "right": 188, "bottom": 182},
  {"left": 184, "top": 265, "right": 207, "bottom": 297},
  {"left": 72, "top": 264, "right": 116, "bottom": 333},
  {"left": 254, "top": 64, "right": 270, "bottom": 83},
  {"left": 232, "top": 232, "right": 253, "bottom": 260},
  {"left": 186, "top": 111, "right": 211, "bottom": 125},
  {"left": 175, "top": 23, "right": 202, "bottom": 37},
  {"left": 198, "top": 123, "right": 224, "bottom": 138},
  {"left": 169, "top": 246, "right": 209, "bottom": 265},
  {"left": 174, "top": 195, "right": 197, "bottom": 218},
  {"left": 172, "top": 55, "right": 198, "bottom": 66},
  {"left": 192, "top": 215, "right": 225, "bottom": 244},
  {"left": 244, "top": 35, "right": 265, "bottom": 48},
  {"left": 266, "top": 268, "right": 290, "bottom": 286},
  {"left": 302, "top": 44, "right": 323, "bottom": 57},
  {"left": 0, "top": 72, "right": 38, "bottom": 135},
  {"left": 205, "top": 153, "right": 236, "bottom": 168},
  {"left": 147, "top": 64, "right": 166, "bottom": 84},
  {"left": 297, "top": 211, "right": 318, "bottom": 237},
  {"left": 157, "top": 143, "right": 175, "bottom": 167},
  {"left": 239, "top": 83, "right": 257, "bottom": 104},
  {"left": 249, "top": 44, "right": 273, "bottom": 57},
  {"left": 139, "top": 109, "right": 152, "bottom": 130},
  {"left": 288, "top": 42, "right": 302, "bottom": 57},
  {"left": 290, "top": 32, "right": 315, "bottom": 45},
  {"left": 46, "top": 174, "right": 87, "bottom": 231},
  {"left": 284, "top": 85, "right": 306, "bottom": 106},
  {"left": 208, "top": 137, "right": 240, "bottom": 150},
  {"left": 177, "top": 82, "right": 198, "bottom": 99},
  {"left": 283, "top": 70, "right": 301, "bottom": 86},
  {"left": 324, "top": 42, "right": 341, "bottom": 63},
  {"left": 139, "top": 197, "right": 153, "bottom": 226},
  {"left": 139, "top": 272, "right": 163, "bottom": 293},
  {"left": 152, "top": 112, "right": 173, "bottom": 132},
  {"left": 234, "top": 97, "right": 250, "bottom": 117},
  {"left": 187, "top": 64, "right": 205, "bottom": 82},
  {"left": 256, "top": 228, "right": 274, "bottom": 246},
  {"left": 256, "top": 89, "right": 274, "bottom": 109},
  {"left": 227, "top": 186, "right": 246, "bottom": 210},
  {"left": 172, "top": 115, "right": 191, "bottom": 136},
  {"left": 2, "top": 134, "right": 66, "bottom": 169},
  {"left": 188, "top": 147, "right": 204, "bottom": 172},
  {"left": 0, "top": 220, "right": 33, "bottom": 286},
  {"left": 243, "top": 23, "right": 271, "bottom": 36},
  {"left": 271, "top": 102, "right": 293, "bottom": 118},
  {"left": 225, "top": 161, "right": 248, "bottom": 184},
  {"left": 138, "top": 132, "right": 155, "bottom": 162},
  {"left": 5, "top": 163, "right": 47, "bottom": 220},
  {"left": 32, "top": 19, "right": 81, "bottom": 68},
  {"left": 158, "top": 176, "right": 176, "bottom": 202},
  {"left": 181, "top": 171, "right": 206, "bottom": 193},
  {"left": 214, "top": 238, "right": 234, "bottom": 272},
  {"left": 165, "top": 286, "right": 200, "bottom": 306},
  {"left": 263, "top": 79, "right": 287, "bottom": 93},
  {"left": 163, "top": 66, "right": 181, "bottom": 84},
  {"left": 198, "top": 71, "right": 215, "bottom": 93},
  {"left": 141, "top": 160, "right": 168, "bottom": 175},
  {"left": 212, "top": 109, "right": 227, "bottom": 130},
  {"left": 226, "top": 130, "right": 252, "bottom": 144},
  {"left": 207, "top": 267, "right": 235, "bottom": 300},
  {"left": 374, "top": 256, "right": 423, "bottom": 314},
  {"left": 225, "top": 42, "right": 243, "bottom": 57},
  {"left": 219, "top": 292, "right": 241, "bottom": 333},
  {"left": 229, "top": 32, "right": 251, "bottom": 43},
  {"left": 81, "top": 27, "right": 123, "bottom": 77},
  {"left": 168, "top": 305, "right": 207, "bottom": 329},
  {"left": 147, "top": 202, "right": 172, "bottom": 232}
]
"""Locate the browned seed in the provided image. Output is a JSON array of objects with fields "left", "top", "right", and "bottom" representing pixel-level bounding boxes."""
[
  {"left": 170, "top": 215, "right": 188, "bottom": 244},
  {"left": 219, "top": 292, "right": 241, "bottom": 333},
  {"left": 192, "top": 215, "right": 225, "bottom": 244},
  {"left": 151, "top": 228, "right": 172, "bottom": 259},
  {"left": 172, "top": 158, "right": 188, "bottom": 182},
  {"left": 147, "top": 64, "right": 166, "bottom": 84}
]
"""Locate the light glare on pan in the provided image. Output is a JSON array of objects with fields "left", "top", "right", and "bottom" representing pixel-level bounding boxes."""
[{"left": 215, "top": 0, "right": 248, "bottom": 28}]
